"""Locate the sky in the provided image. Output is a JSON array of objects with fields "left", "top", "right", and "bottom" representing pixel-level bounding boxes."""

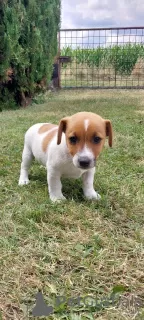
[
  {"left": 61, "top": 0, "right": 144, "bottom": 29},
  {"left": 60, "top": 0, "right": 144, "bottom": 48}
]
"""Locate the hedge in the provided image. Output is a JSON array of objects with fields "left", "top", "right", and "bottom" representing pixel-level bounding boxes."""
[{"left": 0, "top": 0, "right": 61, "bottom": 109}]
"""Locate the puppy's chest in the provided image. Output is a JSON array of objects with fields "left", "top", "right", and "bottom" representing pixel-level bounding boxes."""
[
  {"left": 48, "top": 141, "right": 83, "bottom": 179},
  {"left": 61, "top": 162, "right": 84, "bottom": 179}
]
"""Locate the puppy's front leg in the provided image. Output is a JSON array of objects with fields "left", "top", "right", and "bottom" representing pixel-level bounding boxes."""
[
  {"left": 47, "top": 166, "right": 66, "bottom": 202},
  {"left": 82, "top": 168, "right": 101, "bottom": 200}
]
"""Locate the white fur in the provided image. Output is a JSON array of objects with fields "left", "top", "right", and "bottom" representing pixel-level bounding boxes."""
[
  {"left": 18, "top": 123, "right": 101, "bottom": 202},
  {"left": 84, "top": 119, "right": 89, "bottom": 131}
]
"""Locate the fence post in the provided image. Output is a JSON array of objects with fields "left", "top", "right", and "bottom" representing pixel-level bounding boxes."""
[
  {"left": 58, "top": 31, "right": 61, "bottom": 88},
  {"left": 115, "top": 29, "right": 119, "bottom": 87}
]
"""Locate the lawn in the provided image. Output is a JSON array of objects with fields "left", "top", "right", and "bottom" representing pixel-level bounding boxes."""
[{"left": 0, "top": 89, "right": 144, "bottom": 320}]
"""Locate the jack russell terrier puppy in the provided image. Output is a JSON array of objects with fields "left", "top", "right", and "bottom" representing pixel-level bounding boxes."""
[{"left": 19, "top": 112, "right": 113, "bottom": 202}]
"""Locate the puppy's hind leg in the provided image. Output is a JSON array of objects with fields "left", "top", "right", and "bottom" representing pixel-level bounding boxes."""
[{"left": 18, "top": 144, "right": 33, "bottom": 185}]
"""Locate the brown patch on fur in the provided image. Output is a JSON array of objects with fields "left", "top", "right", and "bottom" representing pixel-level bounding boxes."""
[
  {"left": 42, "top": 128, "right": 58, "bottom": 152},
  {"left": 86, "top": 121, "right": 106, "bottom": 158},
  {"left": 105, "top": 120, "right": 113, "bottom": 147},
  {"left": 57, "top": 112, "right": 112, "bottom": 159},
  {"left": 39, "top": 123, "right": 57, "bottom": 134},
  {"left": 57, "top": 117, "right": 69, "bottom": 144}
]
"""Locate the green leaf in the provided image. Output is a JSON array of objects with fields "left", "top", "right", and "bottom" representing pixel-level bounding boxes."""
[{"left": 112, "top": 285, "right": 127, "bottom": 294}]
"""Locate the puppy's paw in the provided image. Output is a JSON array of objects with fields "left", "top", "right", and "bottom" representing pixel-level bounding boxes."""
[
  {"left": 50, "top": 194, "right": 66, "bottom": 203},
  {"left": 84, "top": 190, "right": 101, "bottom": 200},
  {"left": 18, "top": 178, "right": 30, "bottom": 186}
]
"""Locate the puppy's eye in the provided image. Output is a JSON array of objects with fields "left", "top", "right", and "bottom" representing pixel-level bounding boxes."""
[
  {"left": 69, "top": 136, "right": 78, "bottom": 144},
  {"left": 93, "top": 136, "right": 102, "bottom": 144}
]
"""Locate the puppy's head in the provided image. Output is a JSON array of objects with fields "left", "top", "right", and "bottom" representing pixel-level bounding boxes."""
[{"left": 57, "top": 112, "right": 112, "bottom": 170}]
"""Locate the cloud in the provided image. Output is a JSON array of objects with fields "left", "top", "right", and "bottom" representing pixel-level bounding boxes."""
[
  {"left": 60, "top": 0, "right": 144, "bottom": 49},
  {"left": 61, "top": 0, "right": 144, "bottom": 29},
  {"left": 60, "top": 29, "right": 144, "bottom": 50},
  {"left": 105, "top": 34, "right": 144, "bottom": 47}
]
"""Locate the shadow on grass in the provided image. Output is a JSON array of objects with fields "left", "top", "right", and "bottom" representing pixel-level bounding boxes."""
[
  {"left": 29, "top": 171, "right": 84, "bottom": 202},
  {"left": 29, "top": 172, "right": 47, "bottom": 184},
  {"left": 28, "top": 168, "right": 117, "bottom": 220},
  {"left": 62, "top": 178, "right": 84, "bottom": 202},
  {"left": 28, "top": 171, "right": 108, "bottom": 208}
]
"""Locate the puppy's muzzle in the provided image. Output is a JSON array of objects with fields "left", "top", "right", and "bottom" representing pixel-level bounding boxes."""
[{"left": 78, "top": 156, "right": 91, "bottom": 169}]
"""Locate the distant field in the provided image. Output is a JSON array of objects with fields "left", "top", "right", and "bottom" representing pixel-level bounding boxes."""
[{"left": 61, "top": 44, "right": 144, "bottom": 87}]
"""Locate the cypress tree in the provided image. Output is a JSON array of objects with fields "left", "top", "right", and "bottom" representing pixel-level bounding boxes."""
[{"left": 0, "top": 0, "right": 61, "bottom": 108}]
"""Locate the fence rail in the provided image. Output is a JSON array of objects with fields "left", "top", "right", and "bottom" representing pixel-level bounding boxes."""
[{"left": 58, "top": 26, "right": 144, "bottom": 89}]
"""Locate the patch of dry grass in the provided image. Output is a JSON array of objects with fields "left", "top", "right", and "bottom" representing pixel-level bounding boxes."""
[
  {"left": 61, "top": 60, "right": 144, "bottom": 88},
  {"left": 137, "top": 159, "right": 144, "bottom": 166},
  {"left": 56, "top": 88, "right": 144, "bottom": 102},
  {"left": 132, "top": 58, "right": 144, "bottom": 77},
  {"left": 61, "top": 61, "right": 116, "bottom": 83},
  {"left": 135, "top": 110, "right": 144, "bottom": 114},
  {"left": 0, "top": 90, "right": 144, "bottom": 319}
]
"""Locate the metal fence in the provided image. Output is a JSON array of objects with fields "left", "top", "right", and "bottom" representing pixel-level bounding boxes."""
[{"left": 58, "top": 26, "right": 144, "bottom": 89}]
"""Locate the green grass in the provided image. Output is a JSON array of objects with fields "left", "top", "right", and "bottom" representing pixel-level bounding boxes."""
[{"left": 0, "top": 89, "right": 144, "bottom": 320}]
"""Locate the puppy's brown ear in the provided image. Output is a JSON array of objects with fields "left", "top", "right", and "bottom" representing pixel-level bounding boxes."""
[
  {"left": 105, "top": 120, "right": 113, "bottom": 147},
  {"left": 57, "top": 117, "right": 69, "bottom": 145}
]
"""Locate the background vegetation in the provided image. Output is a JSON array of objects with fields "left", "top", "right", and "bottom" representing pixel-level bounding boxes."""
[
  {"left": 0, "top": 0, "right": 61, "bottom": 109},
  {"left": 61, "top": 44, "right": 144, "bottom": 75}
]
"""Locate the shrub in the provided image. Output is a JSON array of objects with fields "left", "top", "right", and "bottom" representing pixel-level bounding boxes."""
[{"left": 0, "top": 0, "right": 61, "bottom": 109}]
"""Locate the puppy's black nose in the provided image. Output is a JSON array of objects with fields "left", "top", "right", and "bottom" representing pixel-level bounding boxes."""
[{"left": 79, "top": 157, "right": 90, "bottom": 168}]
